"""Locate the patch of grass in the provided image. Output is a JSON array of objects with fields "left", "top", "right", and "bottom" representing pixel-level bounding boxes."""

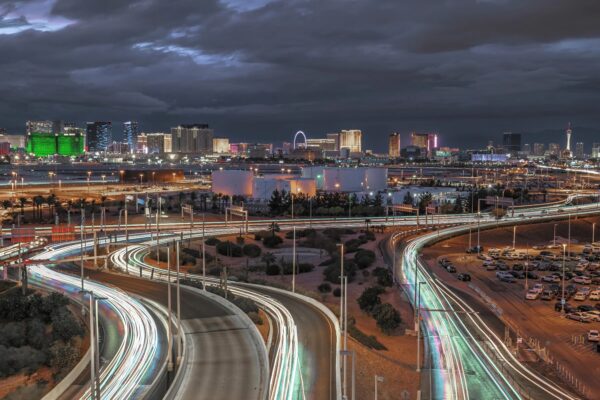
[{"left": 347, "top": 320, "right": 387, "bottom": 350}]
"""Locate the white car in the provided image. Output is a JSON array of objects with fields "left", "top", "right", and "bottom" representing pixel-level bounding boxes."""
[
  {"left": 573, "top": 291, "right": 588, "bottom": 301},
  {"left": 584, "top": 313, "right": 600, "bottom": 322},
  {"left": 542, "top": 275, "right": 560, "bottom": 283},
  {"left": 588, "top": 330, "right": 600, "bottom": 342},
  {"left": 589, "top": 290, "right": 600, "bottom": 301},
  {"left": 525, "top": 290, "right": 540, "bottom": 300},
  {"left": 532, "top": 283, "right": 544, "bottom": 293},
  {"left": 572, "top": 276, "right": 591, "bottom": 285}
]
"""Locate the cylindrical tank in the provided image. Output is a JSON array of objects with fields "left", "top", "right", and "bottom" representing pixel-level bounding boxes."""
[
  {"left": 252, "top": 177, "right": 291, "bottom": 200},
  {"left": 211, "top": 170, "right": 253, "bottom": 196},
  {"left": 364, "top": 168, "right": 388, "bottom": 192},
  {"left": 301, "top": 166, "right": 325, "bottom": 190},
  {"left": 323, "top": 167, "right": 366, "bottom": 192},
  {"left": 289, "top": 178, "right": 317, "bottom": 196}
]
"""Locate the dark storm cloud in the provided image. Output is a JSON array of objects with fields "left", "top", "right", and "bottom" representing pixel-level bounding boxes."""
[{"left": 1, "top": 0, "right": 599, "bottom": 150}]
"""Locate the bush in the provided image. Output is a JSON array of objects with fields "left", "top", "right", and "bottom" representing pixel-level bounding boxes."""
[
  {"left": 344, "top": 238, "right": 363, "bottom": 253},
  {"left": 347, "top": 321, "right": 387, "bottom": 350},
  {"left": 49, "top": 341, "right": 80, "bottom": 373},
  {"left": 323, "top": 261, "right": 357, "bottom": 283},
  {"left": 51, "top": 310, "right": 84, "bottom": 342},
  {"left": 0, "top": 345, "right": 46, "bottom": 377},
  {"left": 216, "top": 241, "right": 243, "bottom": 257},
  {"left": 233, "top": 297, "right": 259, "bottom": 314},
  {"left": 181, "top": 255, "right": 197, "bottom": 266},
  {"left": 265, "top": 264, "right": 280, "bottom": 275},
  {"left": 205, "top": 237, "right": 220, "bottom": 246},
  {"left": 182, "top": 247, "right": 201, "bottom": 258},
  {"left": 243, "top": 244, "right": 262, "bottom": 258},
  {"left": 263, "top": 235, "right": 283, "bottom": 248},
  {"left": 354, "top": 249, "right": 376, "bottom": 269},
  {"left": 247, "top": 311, "right": 263, "bottom": 325},
  {"left": 332, "top": 287, "right": 341, "bottom": 297},
  {"left": 372, "top": 267, "right": 393, "bottom": 287},
  {"left": 372, "top": 303, "right": 401, "bottom": 334},
  {"left": 357, "top": 286, "right": 385, "bottom": 313},
  {"left": 298, "top": 263, "right": 315, "bottom": 273},
  {"left": 318, "top": 283, "right": 332, "bottom": 293},
  {"left": 148, "top": 249, "right": 169, "bottom": 262},
  {"left": 236, "top": 236, "right": 245, "bottom": 245}
]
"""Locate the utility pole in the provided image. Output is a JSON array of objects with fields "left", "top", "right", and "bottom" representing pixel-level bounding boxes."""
[
  {"left": 176, "top": 240, "right": 182, "bottom": 365},
  {"left": 202, "top": 213, "right": 206, "bottom": 290},
  {"left": 166, "top": 246, "right": 173, "bottom": 372},
  {"left": 292, "top": 226, "right": 296, "bottom": 293},
  {"left": 80, "top": 207, "right": 85, "bottom": 291}
]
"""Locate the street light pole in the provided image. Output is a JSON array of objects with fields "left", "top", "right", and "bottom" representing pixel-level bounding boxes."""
[
  {"left": 553, "top": 224, "right": 557, "bottom": 247},
  {"left": 292, "top": 225, "right": 296, "bottom": 293},
  {"left": 176, "top": 240, "right": 182, "bottom": 365},
  {"left": 593, "top": 222, "right": 596, "bottom": 244},
  {"left": 374, "top": 375, "right": 384, "bottom": 400},
  {"left": 512, "top": 225, "right": 516, "bottom": 250},
  {"left": 166, "top": 246, "right": 173, "bottom": 372},
  {"left": 416, "top": 281, "right": 426, "bottom": 372},
  {"left": 80, "top": 206, "right": 85, "bottom": 290},
  {"left": 340, "top": 350, "right": 355, "bottom": 400},
  {"left": 202, "top": 214, "right": 206, "bottom": 290},
  {"left": 561, "top": 243, "right": 567, "bottom": 314},
  {"left": 336, "top": 243, "right": 346, "bottom": 397}
]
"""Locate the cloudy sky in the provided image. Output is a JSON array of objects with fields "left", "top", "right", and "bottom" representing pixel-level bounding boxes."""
[{"left": 1, "top": 0, "right": 599, "bottom": 151}]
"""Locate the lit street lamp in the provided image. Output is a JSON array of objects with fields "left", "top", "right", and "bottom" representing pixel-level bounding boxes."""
[{"left": 561, "top": 243, "right": 567, "bottom": 314}]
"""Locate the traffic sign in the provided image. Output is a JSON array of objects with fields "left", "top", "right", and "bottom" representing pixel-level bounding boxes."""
[{"left": 561, "top": 298, "right": 566, "bottom": 305}]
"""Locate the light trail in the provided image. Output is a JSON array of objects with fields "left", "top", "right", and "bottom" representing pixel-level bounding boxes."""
[{"left": 28, "top": 240, "right": 165, "bottom": 400}]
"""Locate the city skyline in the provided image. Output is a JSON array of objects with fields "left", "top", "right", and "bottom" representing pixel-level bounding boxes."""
[{"left": 1, "top": 1, "right": 600, "bottom": 150}]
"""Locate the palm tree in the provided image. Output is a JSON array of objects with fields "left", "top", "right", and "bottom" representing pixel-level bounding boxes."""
[{"left": 33, "top": 195, "right": 45, "bottom": 221}]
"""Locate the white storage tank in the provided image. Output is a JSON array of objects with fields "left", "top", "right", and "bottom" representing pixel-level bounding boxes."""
[
  {"left": 211, "top": 170, "right": 253, "bottom": 197},
  {"left": 252, "top": 177, "right": 291, "bottom": 200},
  {"left": 289, "top": 178, "right": 317, "bottom": 196},
  {"left": 364, "top": 168, "right": 388, "bottom": 192},
  {"left": 323, "top": 167, "right": 366, "bottom": 192},
  {"left": 301, "top": 166, "right": 325, "bottom": 189}
]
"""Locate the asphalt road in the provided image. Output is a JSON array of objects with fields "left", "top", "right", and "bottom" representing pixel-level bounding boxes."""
[
  {"left": 86, "top": 270, "right": 266, "bottom": 400},
  {"left": 241, "top": 284, "right": 337, "bottom": 400}
]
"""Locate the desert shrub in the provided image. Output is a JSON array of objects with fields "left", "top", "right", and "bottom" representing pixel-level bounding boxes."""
[
  {"left": 208, "top": 266, "right": 222, "bottom": 276},
  {"left": 205, "top": 237, "right": 220, "bottom": 246},
  {"left": 372, "top": 267, "right": 393, "bottom": 287},
  {"left": 318, "top": 283, "right": 332, "bottom": 293},
  {"left": 323, "top": 261, "right": 357, "bottom": 283},
  {"left": 49, "top": 341, "right": 80, "bottom": 373},
  {"left": 216, "top": 241, "right": 243, "bottom": 257},
  {"left": 347, "top": 320, "right": 387, "bottom": 350},
  {"left": 332, "top": 287, "right": 341, "bottom": 297},
  {"left": 298, "top": 263, "right": 315, "bottom": 273},
  {"left": 344, "top": 238, "right": 363, "bottom": 253},
  {"left": 236, "top": 236, "right": 245, "bottom": 245},
  {"left": 182, "top": 248, "right": 201, "bottom": 258},
  {"left": 263, "top": 235, "right": 283, "bottom": 248},
  {"left": 357, "top": 286, "right": 385, "bottom": 313},
  {"left": 254, "top": 230, "right": 272, "bottom": 241},
  {"left": 247, "top": 312, "right": 263, "bottom": 325},
  {"left": 372, "top": 303, "right": 401, "bottom": 334},
  {"left": 265, "top": 264, "right": 280, "bottom": 275},
  {"left": 233, "top": 297, "right": 259, "bottom": 314},
  {"left": 51, "top": 310, "right": 84, "bottom": 342},
  {"left": 243, "top": 244, "right": 262, "bottom": 258},
  {"left": 181, "top": 255, "right": 197, "bottom": 266},
  {"left": 0, "top": 345, "right": 46, "bottom": 377},
  {"left": 354, "top": 249, "right": 376, "bottom": 269}
]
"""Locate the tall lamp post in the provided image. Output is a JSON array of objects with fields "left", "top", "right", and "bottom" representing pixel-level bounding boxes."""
[
  {"left": 336, "top": 243, "right": 347, "bottom": 398},
  {"left": 593, "top": 222, "right": 596, "bottom": 244},
  {"left": 374, "top": 375, "right": 384, "bottom": 400},
  {"left": 561, "top": 243, "right": 567, "bottom": 314}
]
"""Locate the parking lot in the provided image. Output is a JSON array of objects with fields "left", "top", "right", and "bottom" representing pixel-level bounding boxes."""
[{"left": 421, "top": 217, "right": 600, "bottom": 395}]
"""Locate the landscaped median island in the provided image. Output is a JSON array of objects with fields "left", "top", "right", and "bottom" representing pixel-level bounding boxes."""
[
  {"left": 0, "top": 282, "right": 87, "bottom": 399},
  {"left": 145, "top": 225, "right": 420, "bottom": 399}
]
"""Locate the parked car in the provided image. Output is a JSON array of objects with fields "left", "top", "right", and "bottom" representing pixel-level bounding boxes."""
[
  {"left": 590, "top": 290, "right": 600, "bottom": 301},
  {"left": 485, "top": 264, "right": 498, "bottom": 271},
  {"left": 573, "top": 291, "right": 588, "bottom": 301},
  {"left": 457, "top": 273, "right": 471, "bottom": 281},
  {"left": 555, "top": 302, "right": 573, "bottom": 312},
  {"left": 525, "top": 290, "right": 540, "bottom": 300},
  {"left": 499, "top": 275, "right": 515, "bottom": 283},
  {"left": 578, "top": 305, "right": 595, "bottom": 312},
  {"left": 446, "top": 265, "right": 457, "bottom": 273},
  {"left": 541, "top": 290, "right": 556, "bottom": 300},
  {"left": 526, "top": 272, "right": 539, "bottom": 279},
  {"left": 573, "top": 276, "right": 592, "bottom": 285},
  {"left": 542, "top": 275, "right": 560, "bottom": 283},
  {"left": 583, "top": 312, "right": 600, "bottom": 322},
  {"left": 565, "top": 313, "right": 591, "bottom": 323},
  {"left": 532, "top": 283, "right": 544, "bottom": 293},
  {"left": 587, "top": 330, "right": 600, "bottom": 342}
]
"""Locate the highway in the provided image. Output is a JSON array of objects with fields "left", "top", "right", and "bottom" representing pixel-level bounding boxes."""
[
  {"left": 84, "top": 269, "right": 268, "bottom": 400},
  {"left": 27, "top": 241, "right": 168, "bottom": 400},
  {"left": 19, "top": 192, "right": 596, "bottom": 400},
  {"left": 396, "top": 200, "right": 600, "bottom": 399}
]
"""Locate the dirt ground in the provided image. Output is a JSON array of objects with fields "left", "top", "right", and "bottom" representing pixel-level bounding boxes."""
[{"left": 421, "top": 215, "right": 600, "bottom": 398}]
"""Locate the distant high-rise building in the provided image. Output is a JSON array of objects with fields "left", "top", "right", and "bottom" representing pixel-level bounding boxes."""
[
  {"left": 26, "top": 120, "right": 53, "bottom": 135},
  {"left": 575, "top": 142, "right": 584, "bottom": 158},
  {"left": 502, "top": 132, "right": 521, "bottom": 153},
  {"left": 213, "top": 137, "right": 230, "bottom": 154},
  {"left": 522, "top": 143, "right": 531, "bottom": 154},
  {"left": 136, "top": 133, "right": 148, "bottom": 154},
  {"left": 339, "top": 130, "right": 362, "bottom": 153},
  {"left": 306, "top": 138, "right": 337, "bottom": 152},
  {"left": 146, "top": 133, "right": 169, "bottom": 154},
  {"left": 326, "top": 133, "right": 340, "bottom": 151},
  {"left": 410, "top": 132, "right": 438, "bottom": 153},
  {"left": 533, "top": 143, "right": 545, "bottom": 156},
  {"left": 171, "top": 124, "right": 213, "bottom": 154},
  {"left": 123, "top": 121, "right": 139, "bottom": 153},
  {"left": 548, "top": 143, "right": 560, "bottom": 156},
  {"left": 592, "top": 143, "right": 600, "bottom": 158},
  {"left": 86, "top": 122, "right": 112, "bottom": 152},
  {"left": 388, "top": 132, "right": 401, "bottom": 158}
]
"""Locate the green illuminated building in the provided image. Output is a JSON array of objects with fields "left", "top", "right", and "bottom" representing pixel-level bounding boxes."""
[{"left": 26, "top": 132, "right": 85, "bottom": 156}]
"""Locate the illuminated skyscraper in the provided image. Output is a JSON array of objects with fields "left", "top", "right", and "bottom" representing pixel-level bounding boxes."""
[
  {"left": 26, "top": 120, "right": 52, "bottom": 135},
  {"left": 171, "top": 124, "right": 213, "bottom": 154},
  {"left": 86, "top": 121, "right": 112, "bottom": 152},
  {"left": 410, "top": 132, "right": 438, "bottom": 155},
  {"left": 123, "top": 121, "right": 139, "bottom": 153},
  {"left": 339, "top": 129, "right": 362, "bottom": 153},
  {"left": 213, "top": 137, "right": 230, "bottom": 154},
  {"left": 388, "top": 132, "right": 400, "bottom": 158},
  {"left": 592, "top": 143, "right": 600, "bottom": 158},
  {"left": 575, "top": 142, "right": 584, "bottom": 158},
  {"left": 533, "top": 143, "right": 545, "bottom": 156}
]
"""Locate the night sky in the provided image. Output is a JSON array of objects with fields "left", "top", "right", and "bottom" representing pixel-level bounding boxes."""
[{"left": 1, "top": 0, "right": 600, "bottom": 151}]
